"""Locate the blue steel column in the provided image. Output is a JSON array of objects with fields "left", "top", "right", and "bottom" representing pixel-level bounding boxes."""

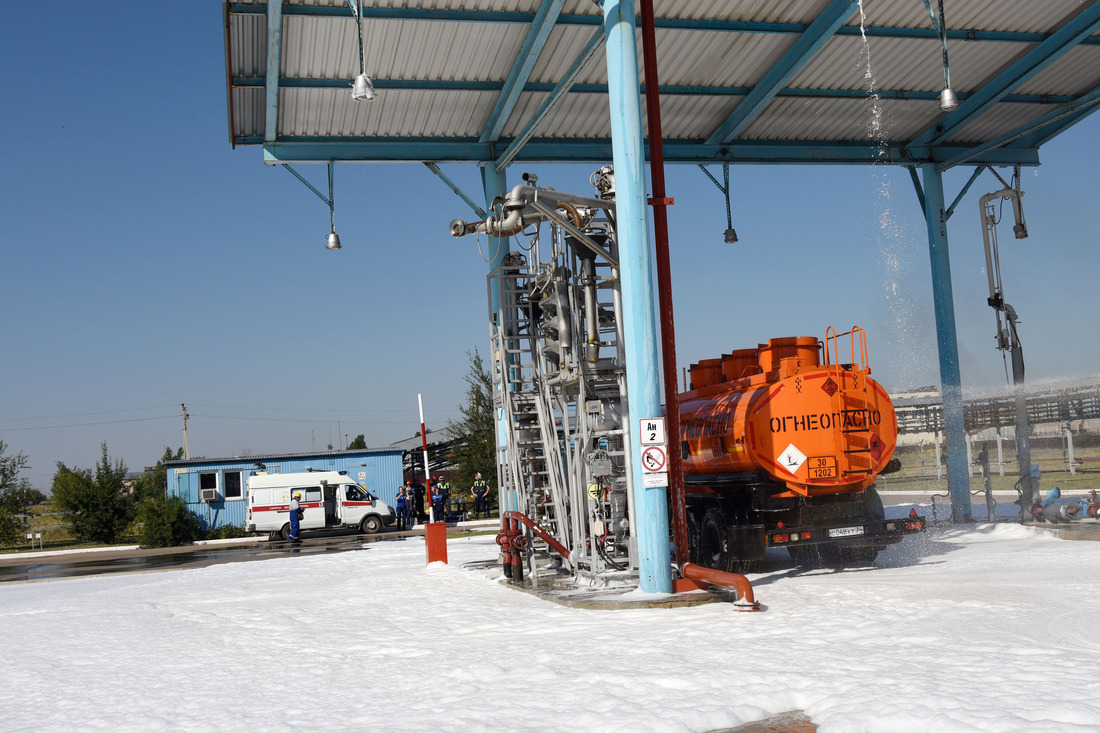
[
  {"left": 480, "top": 163, "right": 516, "bottom": 514},
  {"left": 920, "top": 164, "right": 972, "bottom": 522},
  {"left": 602, "top": 0, "right": 671, "bottom": 592}
]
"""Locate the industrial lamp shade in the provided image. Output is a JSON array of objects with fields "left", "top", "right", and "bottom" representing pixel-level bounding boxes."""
[
  {"left": 723, "top": 227, "right": 738, "bottom": 244},
  {"left": 938, "top": 87, "right": 959, "bottom": 112},
  {"left": 352, "top": 73, "right": 376, "bottom": 102},
  {"left": 325, "top": 232, "right": 342, "bottom": 251}
]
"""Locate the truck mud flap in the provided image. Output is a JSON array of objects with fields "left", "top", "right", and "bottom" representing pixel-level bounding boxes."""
[{"left": 727, "top": 524, "right": 766, "bottom": 561}]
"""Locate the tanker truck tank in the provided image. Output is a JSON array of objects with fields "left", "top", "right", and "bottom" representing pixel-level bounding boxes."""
[{"left": 678, "top": 327, "right": 922, "bottom": 573}]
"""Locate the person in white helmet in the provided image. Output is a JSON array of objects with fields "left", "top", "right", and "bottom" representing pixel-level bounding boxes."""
[{"left": 471, "top": 472, "right": 490, "bottom": 519}]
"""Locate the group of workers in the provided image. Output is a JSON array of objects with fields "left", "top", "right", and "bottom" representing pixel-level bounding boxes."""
[
  {"left": 393, "top": 473, "right": 493, "bottom": 530},
  {"left": 284, "top": 473, "right": 494, "bottom": 540}
]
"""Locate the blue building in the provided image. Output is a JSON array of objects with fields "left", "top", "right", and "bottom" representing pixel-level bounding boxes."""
[{"left": 166, "top": 448, "right": 404, "bottom": 529}]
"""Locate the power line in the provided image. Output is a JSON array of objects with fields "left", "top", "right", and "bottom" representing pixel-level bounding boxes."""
[{"left": 0, "top": 415, "right": 177, "bottom": 432}]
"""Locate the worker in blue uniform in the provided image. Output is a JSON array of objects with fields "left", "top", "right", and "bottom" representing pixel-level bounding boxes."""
[{"left": 289, "top": 491, "right": 302, "bottom": 542}]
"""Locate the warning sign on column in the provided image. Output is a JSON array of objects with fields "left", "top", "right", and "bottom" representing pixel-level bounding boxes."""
[{"left": 642, "top": 445, "right": 667, "bottom": 473}]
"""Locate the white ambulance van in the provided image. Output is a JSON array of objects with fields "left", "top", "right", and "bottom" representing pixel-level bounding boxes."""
[{"left": 245, "top": 470, "right": 396, "bottom": 539}]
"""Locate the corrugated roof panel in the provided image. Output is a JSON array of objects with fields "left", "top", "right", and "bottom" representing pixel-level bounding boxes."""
[
  {"left": 281, "top": 88, "right": 494, "bottom": 138},
  {"left": 787, "top": 36, "right": 1032, "bottom": 96},
  {"left": 653, "top": 0, "right": 838, "bottom": 25},
  {"left": 859, "top": 0, "right": 1088, "bottom": 35},
  {"left": 526, "top": 25, "right": 607, "bottom": 85},
  {"left": 280, "top": 17, "right": 531, "bottom": 82},
  {"left": 232, "top": 87, "right": 265, "bottom": 139},
  {"left": 650, "top": 30, "right": 799, "bottom": 89},
  {"left": 512, "top": 91, "right": 612, "bottom": 140},
  {"left": 658, "top": 93, "right": 749, "bottom": 140},
  {"left": 229, "top": 12, "right": 266, "bottom": 78},
  {"left": 741, "top": 96, "right": 941, "bottom": 143},
  {"left": 287, "top": 0, "right": 545, "bottom": 11}
]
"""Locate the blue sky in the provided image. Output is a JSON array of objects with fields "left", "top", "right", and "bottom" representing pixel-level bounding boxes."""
[{"left": 3, "top": 3, "right": 1098, "bottom": 490}]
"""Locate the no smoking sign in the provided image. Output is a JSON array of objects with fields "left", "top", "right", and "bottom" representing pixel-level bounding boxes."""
[{"left": 642, "top": 445, "right": 667, "bottom": 473}]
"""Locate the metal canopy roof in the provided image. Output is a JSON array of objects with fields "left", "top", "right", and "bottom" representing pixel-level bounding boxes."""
[{"left": 224, "top": 0, "right": 1100, "bottom": 171}]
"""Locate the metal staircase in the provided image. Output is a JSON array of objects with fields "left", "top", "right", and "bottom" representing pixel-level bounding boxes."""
[{"left": 480, "top": 180, "right": 635, "bottom": 582}]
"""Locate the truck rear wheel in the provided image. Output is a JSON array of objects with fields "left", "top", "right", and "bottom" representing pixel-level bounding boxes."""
[
  {"left": 279, "top": 523, "right": 291, "bottom": 541},
  {"left": 360, "top": 515, "right": 383, "bottom": 534},
  {"left": 698, "top": 508, "right": 731, "bottom": 572}
]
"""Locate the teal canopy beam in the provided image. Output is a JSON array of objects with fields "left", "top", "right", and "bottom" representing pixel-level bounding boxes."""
[
  {"left": 281, "top": 163, "right": 331, "bottom": 207},
  {"left": 1013, "top": 84, "right": 1100, "bottom": 148},
  {"left": 918, "top": 164, "right": 971, "bottom": 522},
  {"left": 945, "top": 165, "right": 986, "bottom": 220},
  {"left": 480, "top": 0, "right": 565, "bottom": 144},
  {"left": 494, "top": 26, "right": 605, "bottom": 171},
  {"left": 907, "top": 166, "right": 926, "bottom": 219},
  {"left": 705, "top": 0, "right": 860, "bottom": 145},
  {"left": 423, "top": 162, "right": 486, "bottom": 219},
  {"left": 938, "top": 87, "right": 1100, "bottom": 171},
  {"left": 264, "top": 0, "right": 283, "bottom": 143},
  {"left": 233, "top": 75, "right": 1077, "bottom": 107},
  {"left": 258, "top": 139, "right": 1040, "bottom": 167},
  {"left": 913, "top": 2, "right": 1100, "bottom": 149}
]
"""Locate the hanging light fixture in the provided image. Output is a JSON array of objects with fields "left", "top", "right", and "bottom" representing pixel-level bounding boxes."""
[
  {"left": 925, "top": 0, "right": 958, "bottom": 111},
  {"left": 352, "top": 73, "right": 375, "bottom": 102},
  {"left": 325, "top": 161, "right": 341, "bottom": 250},
  {"left": 697, "top": 163, "right": 739, "bottom": 244},
  {"left": 348, "top": 1, "right": 375, "bottom": 102},
  {"left": 722, "top": 163, "right": 737, "bottom": 244},
  {"left": 281, "top": 162, "right": 344, "bottom": 251}
]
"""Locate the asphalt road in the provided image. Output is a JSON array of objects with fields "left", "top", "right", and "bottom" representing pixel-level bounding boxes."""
[{"left": 0, "top": 527, "right": 425, "bottom": 584}]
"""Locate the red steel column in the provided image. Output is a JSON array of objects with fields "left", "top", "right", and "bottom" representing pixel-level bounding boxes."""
[{"left": 639, "top": 0, "right": 689, "bottom": 567}]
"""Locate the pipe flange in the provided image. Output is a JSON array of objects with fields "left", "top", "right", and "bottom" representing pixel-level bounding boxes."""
[{"left": 495, "top": 531, "right": 512, "bottom": 548}]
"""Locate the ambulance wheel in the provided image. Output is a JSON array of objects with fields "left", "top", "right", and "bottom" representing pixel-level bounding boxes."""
[
  {"left": 360, "top": 515, "right": 383, "bottom": 534},
  {"left": 279, "top": 524, "right": 291, "bottom": 541}
]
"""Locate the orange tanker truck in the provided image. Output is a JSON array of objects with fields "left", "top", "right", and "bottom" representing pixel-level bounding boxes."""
[{"left": 678, "top": 326, "right": 925, "bottom": 571}]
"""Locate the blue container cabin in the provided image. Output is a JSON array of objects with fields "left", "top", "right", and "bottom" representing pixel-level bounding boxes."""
[{"left": 166, "top": 448, "right": 404, "bottom": 530}]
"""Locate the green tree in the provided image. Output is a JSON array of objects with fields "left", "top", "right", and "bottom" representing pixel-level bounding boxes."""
[
  {"left": 0, "top": 441, "right": 36, "bottom": 546},
  {"left": 446, "top": 348, "right": 497, "bottom": 500},
  {"left": 136, "top": 494, "right": 200, "bottom": 548},
  {"left": 51, "top": 442, "right": 136, "bottom": 544},
  {"left": 130, "top": 446, "right": 184, "bottom": 504},
  {"left": 347, "top": 434, "right": 367, "bottom": 450}
]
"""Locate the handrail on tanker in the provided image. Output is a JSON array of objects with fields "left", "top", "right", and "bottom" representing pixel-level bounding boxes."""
[{"left": 824, "top": 325, "right": 869, "bottom": 372}]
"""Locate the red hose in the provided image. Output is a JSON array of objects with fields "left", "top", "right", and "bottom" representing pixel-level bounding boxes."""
[{"left": 681, "top": 563, "right": 761, "bottom": 611}]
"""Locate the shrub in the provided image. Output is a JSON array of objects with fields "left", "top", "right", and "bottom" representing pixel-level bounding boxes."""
[
  {"left": 137, "top": 496, "right": 201, "bottom": 548},
  {"left": 203, "top": 523, "right": 249, "bottom": 540}
]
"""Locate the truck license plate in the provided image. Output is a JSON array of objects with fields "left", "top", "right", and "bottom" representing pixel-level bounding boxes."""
[{"left": 828, "top": 525, "right": 865, "bottom": 538}]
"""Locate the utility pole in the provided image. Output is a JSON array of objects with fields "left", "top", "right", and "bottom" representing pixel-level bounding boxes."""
[{"left": 181, "top": 403, "right": 191, "bottom": 459}]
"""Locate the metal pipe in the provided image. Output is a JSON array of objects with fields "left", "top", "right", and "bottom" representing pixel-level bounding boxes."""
[
  {"left": 603, "top": 0, "right": 671, "bottom": 594},
  {"left": 503, "top": 511, "right": 572, "bottom": 565},
  {"left": 640, "top": 0, "right": 689, "bottom": 569},
  {"left": 681, "top": 563, "right": 760, "bottom": 611}
]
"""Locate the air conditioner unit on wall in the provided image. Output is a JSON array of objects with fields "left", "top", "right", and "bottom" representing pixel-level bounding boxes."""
[{"left": 200, "top": 488, "right": 220, "bottom": 502}]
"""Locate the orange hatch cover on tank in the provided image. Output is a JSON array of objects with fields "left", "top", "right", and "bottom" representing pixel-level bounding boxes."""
[{"left": 678, "top": 327, "right": 897, "bottom": 496}]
